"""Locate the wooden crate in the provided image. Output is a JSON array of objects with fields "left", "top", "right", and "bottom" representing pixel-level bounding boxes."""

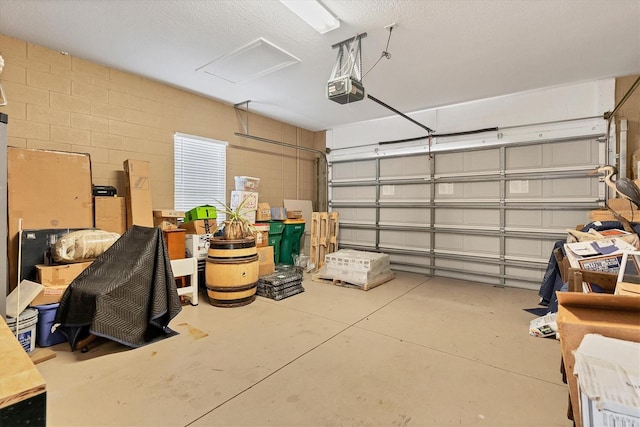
[{"left": 589, "top": 198, "right": 640, "bottom": 222}]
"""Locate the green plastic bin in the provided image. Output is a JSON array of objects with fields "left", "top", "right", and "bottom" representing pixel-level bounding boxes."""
[
  {"left": 267, "top": 221, "right": 286, "bottom": 264},
  {"left": 280, "top": 220, "right": 305, "bottom": 265}
]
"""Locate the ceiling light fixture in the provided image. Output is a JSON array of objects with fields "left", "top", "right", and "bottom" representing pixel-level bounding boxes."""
[{"left": 279, "top": 0, "right": 340, "bottom": 34}]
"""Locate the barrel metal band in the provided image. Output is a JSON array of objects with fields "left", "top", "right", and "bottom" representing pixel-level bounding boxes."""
[
  {"left": 206, "top": 282, "right": 258, "bottom": 292},
  {"left": 207, "top": 254, "right": 259, "bottom": 264}
]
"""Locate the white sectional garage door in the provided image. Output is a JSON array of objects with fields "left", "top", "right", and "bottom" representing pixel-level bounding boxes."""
[{"left": 329, "top": 137, "right": 604, "bottom": 290}]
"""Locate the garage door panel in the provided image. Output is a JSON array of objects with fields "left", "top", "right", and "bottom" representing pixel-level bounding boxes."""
[
  {"left": 465, "top": 181, "right": 500, "bottom": 198},
  {"left": 506, "top": 145, "right": 543, "bottom": 169},
  {"left": 435, "top": 208, "right": 499, "bottom": 227},
  {"left": 507, "top": 177, "right": 597, "bottom": 199},
  {"left": 380, "top": 155, "right": 431, "bottom": 177},
  {"left": 380, "top": 183, "right": 430, "bottom": 201},
  {"left": 505, "top": 209, "right": 590, "bottom": 230},
  {"left": 338, "top": 207, "right": 376, "bottom": 223},
  {"left": 435, "top": 233, "right": 500, "bottom": 255},
  {"left": 340, "top": 228, "right": 376, "bottom": 246},
  {"left": 545, "top": 177, "right": 596, "bottom": 198},
  {"left": 436, "top": 149, "right": 499, "bottom": 174},
  {"left": 332, "top": 160, "right": 376, "bottom": 180},
  {"left": 505, "top": 237, "right": 557, "bottom": 259},
  {"left": 436, "top": 181, "right": 499, "bottom": 199},
  {"left": 435, "top": 258, "right": 501, "bottom": 275},
  {"left": 380, "top": 230, "right": 431, "bottom": 250},
  {"left": 547, "top": 140, "right": 599, "bottom": 167},
  {"left": 506, "top": 139, "right": 600, "bottom": 169},
  {"left": 332, "top": 186, "right": 376, "bottom": 201},
  {"left": 380, "top": 208, "right": 430, "bottom": 225}
]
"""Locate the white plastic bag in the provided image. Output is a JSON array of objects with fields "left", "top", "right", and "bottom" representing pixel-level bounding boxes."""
[{"left": 52, "top": 230, "right": 120, "bottom": 263}]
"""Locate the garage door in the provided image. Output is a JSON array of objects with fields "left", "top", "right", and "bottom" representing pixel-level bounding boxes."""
[{"left": 329, "top": 137, "right": 604, "bottom": 290}]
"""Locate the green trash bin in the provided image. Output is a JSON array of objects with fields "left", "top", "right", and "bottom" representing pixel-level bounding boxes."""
[
  {"left": 280, "top": 219, "right": 305, "bottom": 265},
  {"left": 267, "top": 221, "right": 286, "bottom": 264}
]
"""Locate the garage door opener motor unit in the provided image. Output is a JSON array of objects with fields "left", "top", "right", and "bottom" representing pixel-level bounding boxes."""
[{"left": 327, "top": 33, "right": 366, "bottom": 104}]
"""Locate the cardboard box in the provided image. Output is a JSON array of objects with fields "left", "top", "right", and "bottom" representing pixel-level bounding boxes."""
[
  {"left": 556, "top": 292, "right": 640, "bottom": 427},
  {"left": 259, "top": 262, "right": 275, "bottom": 276},
  {"left": 287, "top": 210, "right": 303, "bottom": 219},
  {"left": 271, "top": 207, "right": 287, "bottom": 220},
  {"left": 257, "top": 245, "right": 274, "bottom": 264},
  {"left": 230, "top": 191, "right": 259, "bottom": 210},
  {"left": 153, "top": 209, "right": 185, "bottom": 230},
  {"left": 254, "top": 223, "right": 269, "bottom": 248},
  {"left": 30, "top": 285, "right": 68, "bottom": 306},
  {"left": 123, "top": 159, "right": 153, "bottom": 228},
  {"left": 256, "top": 203, "right": 271, "bottom": 221},
  {"left": 8, "top": 148, "right": 94, "bottom": 291},
  {"left": 184, "top": 205, "right": 217, "bottom": 222},
  {"left": 257, "top": 246, "right": 275, "bottom": 276},
  {"left": 95, "top": 196, "right": 127, "bottom": 235},
  {"left": 36, "top": 261, "right": 92, "bottom": 286},
  {"left": 180, "top": 219, "right": 218, "bottom": 235}
]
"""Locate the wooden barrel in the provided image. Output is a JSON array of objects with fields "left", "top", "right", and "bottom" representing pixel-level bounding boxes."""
[{"left": 205, "top": 237, "right": 259, "bottom": 307}]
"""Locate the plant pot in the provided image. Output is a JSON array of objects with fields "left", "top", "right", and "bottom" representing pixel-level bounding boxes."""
[{"left": 224, "top": 220, "right": 243, "bottom": 240}]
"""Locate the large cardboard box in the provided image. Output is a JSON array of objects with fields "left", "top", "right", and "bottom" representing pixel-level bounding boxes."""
[
  {"left": 230, "top": 191, "right": 258, "bottom": 210},
  {"left": 556, "top": 292, "right": 640, "bottom": 427},
  {"left": 123, "top": 159, "right": 153, "bottom": 228},
  {"left": 256, "top": 203, "right": 271, "bottom": 221},
  {"left": 257, "top": 246, "right": 275, "bottom": 276},
  {"left": 95, "top": 196, "right": 127, "bottom": 234},
  {"left": 180, "top": 219, "right": 218, "bottom": 235},
  {"left": 31, "top": 261, "right": 93, "bottom": 306},
  {"left": 36, "top": 261, "right": 92, "bottom": 286},
  {"left": 30, "top": 285, "right": 68, "bottom": 306},
  {"left": 153, "top": 209, "right": 185, "bottom": 230},
  {"left": 8, "top": 148, "right": 93, "bottom": 291},
  {"left": 254, "top": 223, "right": 269, "bottom": 248}
]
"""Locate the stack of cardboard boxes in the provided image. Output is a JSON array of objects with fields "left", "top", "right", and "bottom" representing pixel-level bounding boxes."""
[{"left": 230, "top": 177, "right": 275, "bottom": 276}]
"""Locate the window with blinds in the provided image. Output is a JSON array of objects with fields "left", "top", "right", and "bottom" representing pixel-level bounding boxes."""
[{"left": 174, "top": 132, "right": 227, "bottom": 223}]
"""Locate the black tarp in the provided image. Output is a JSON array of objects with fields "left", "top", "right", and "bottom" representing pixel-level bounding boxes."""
[{"left": 54, "top": 226, "right": 182, "bottom": 349}]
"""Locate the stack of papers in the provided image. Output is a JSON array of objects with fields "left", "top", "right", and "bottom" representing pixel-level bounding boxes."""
[
  {"left": 574, "top": 334, "right": 640, "bottom": 425},
  {"left": 564, "top": 238, "right": 636, "bottom": 270}
]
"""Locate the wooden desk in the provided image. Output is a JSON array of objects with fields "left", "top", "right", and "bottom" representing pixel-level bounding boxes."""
[{"left": 0, "top": 318, "right": 46, "bottom": 425}]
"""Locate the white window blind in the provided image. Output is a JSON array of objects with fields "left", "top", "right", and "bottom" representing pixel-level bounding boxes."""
[{"left": 174, "top": 132, "right": 227, "bottom": 223}]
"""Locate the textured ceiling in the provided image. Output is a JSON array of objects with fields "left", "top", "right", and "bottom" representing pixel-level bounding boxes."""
[{"left": 0, "top": 0, "right": 639, "bottom": 131}]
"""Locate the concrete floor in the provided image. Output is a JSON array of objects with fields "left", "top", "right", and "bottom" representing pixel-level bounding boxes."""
[{"left": 36, "top": 271, "right": 571, "bottom": 426}]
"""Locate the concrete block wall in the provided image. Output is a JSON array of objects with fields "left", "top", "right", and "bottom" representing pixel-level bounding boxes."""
[{"left": 0, "top": 33, "right": 324, "bottom": 210}]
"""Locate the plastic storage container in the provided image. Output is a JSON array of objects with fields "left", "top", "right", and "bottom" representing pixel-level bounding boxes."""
[
  {"left": 234, "top": 176, "right": 260, "bottom": 191},
  {"left": 185, "top": 205, "right": 217, "bottom": 223},
  {"left": 280, "top": 219, "right": 305, "bottom": 265},
  {"left": 267, "top": 221, "right": 286, "bottom": 264},
  {"left": 33, "top": 303, "right": 67, "bottom": 347}
]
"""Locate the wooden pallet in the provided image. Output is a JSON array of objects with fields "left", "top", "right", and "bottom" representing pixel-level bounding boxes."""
[
  {"left": 310, "top": 212, "right": 339, "bottom": 270},
  {"left": 312, "top": 270, "right": 395, "bottom": 291}
]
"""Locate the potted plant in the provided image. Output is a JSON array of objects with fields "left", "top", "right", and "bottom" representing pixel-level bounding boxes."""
[{"left": 214, "top": 196, "right": 256, "bottom": 241}]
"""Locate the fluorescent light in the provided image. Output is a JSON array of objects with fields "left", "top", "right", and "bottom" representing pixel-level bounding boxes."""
[{"left": 280, "top": 0, "right": 340, "bottom": 34}]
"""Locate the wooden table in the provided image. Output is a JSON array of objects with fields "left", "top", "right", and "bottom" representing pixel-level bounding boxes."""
[{"left": 0, "top": 317, "right": 46, "bottom": 425}]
